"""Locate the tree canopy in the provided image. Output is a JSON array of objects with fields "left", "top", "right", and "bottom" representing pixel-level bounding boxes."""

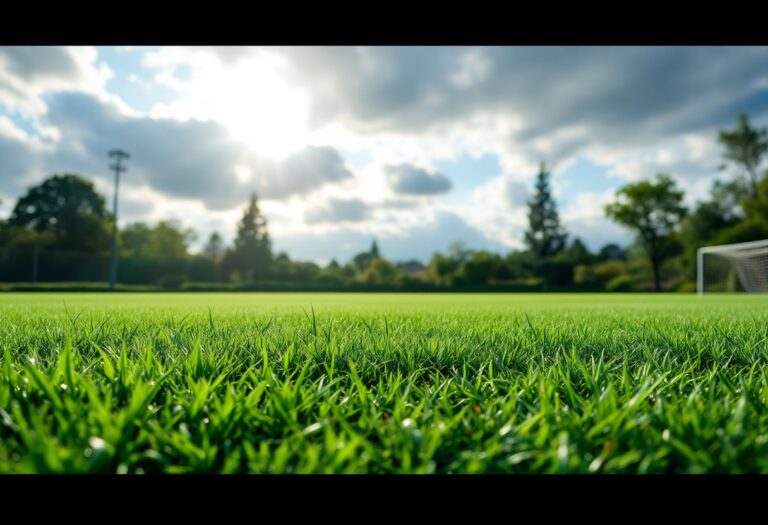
[
  {"left": 7, "top": 174, "right": 112, "bottom": 252},
  {"left": 121, "top": 220, "right": 196, "bottom": 259},
  {"left": 605, "top": 174, "right": 687, "bottom": 291},
  {"left": 718, "top": 114, "right": 768, "bottom": 199}
]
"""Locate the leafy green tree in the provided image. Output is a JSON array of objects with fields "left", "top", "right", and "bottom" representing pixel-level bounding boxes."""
[
  {"left": 227, "top": 193, "right": 271, "bottom": 282},
  {"left": 741, "top": 175, "right": 768, "bottom": 224},
  {"left": 711, "top": 179, "right": 750, "bottom": 219},
  {"left": 447, "top": 241, "right": 471, "bottom": 264},
  {"left": 710, "top": 175, "right": 768, "bottom": 247},
  {"left": 605, "top": 174, "right": 687, "bottom": 292},
  {"left": 270, "top": 252, "right": 320, "bottom": 282},
  {"left": 316, "top": 259, "right": 347, "bottom": 286},
  {"left": 596, "top": 243, "right": 627, "bottom": 262},
  {"left": 679, "top": 179, "right": 745, "bottom": 279},
  {"left": 524, "top": 162, "right": 567, "bottom": 259},
  {"left": 546, "top": 238, "right": 595, "bottom": 287},
  {"left": 718, "top": 114, "right": 768, "bottom": 199},
  {"left": 117, "top": 220, "right": 198, "bottom": 286},
  {"left": 557, "top": 237, "right": 594, "bottom": 265},
  {"left": 429, "top": 252, "right": 459, "bottom": 286},
  {"left": 505, "top": 251, "right": 535, "bottom": 281},
  {"left": 151, "top": 221, "right": 196, "bottom": 259},
  {"left": 121, "top": 220, "right": 195, "bottom": 259},
  {"left": 0, "top": 223, "right": 55, "bottom": 249},
  {"left": 456, "top": 251, "right": 503, "bottom": 285},
  {"left": 574, "top": 260, "right": 629, "bottom": 287},
  {"left": 120, "top": 223, "right": 153, "bottom": 257},
  {"left": 360, "top": 257, "right": 398, "bottom": 285},
  {"left": 8, "top": 174, "right": 112, "bottom": 252}
]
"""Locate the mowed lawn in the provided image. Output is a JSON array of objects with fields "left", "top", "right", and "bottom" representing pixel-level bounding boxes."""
[{"left": 1, "top": 292, "right": 768, "bottom": 473}]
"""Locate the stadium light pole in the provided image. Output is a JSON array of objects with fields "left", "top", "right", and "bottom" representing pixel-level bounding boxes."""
[{"left": 108, "top": 150, "right": 130, "bottom": 290}]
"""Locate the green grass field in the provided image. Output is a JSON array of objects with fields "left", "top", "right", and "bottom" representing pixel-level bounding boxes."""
[{"left": 2, "top": 292, "right": 768, "bottom": 473}]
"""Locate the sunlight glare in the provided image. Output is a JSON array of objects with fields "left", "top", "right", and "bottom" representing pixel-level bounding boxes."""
[{"left": 220, "top": 57, "right": 310, "bottom": 159}]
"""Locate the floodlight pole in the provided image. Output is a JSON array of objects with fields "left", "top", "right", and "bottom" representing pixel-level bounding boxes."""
[{"left": 108, "top": 149, "right": 130, "bottom": 290}]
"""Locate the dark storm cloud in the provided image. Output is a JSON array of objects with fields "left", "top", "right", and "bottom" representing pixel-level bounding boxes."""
[
  {"left": 0, "top": 47, "right": 105, "bottom": 115},
  {"left": 0, "top": 92, "right": 353, "bottom": 211},
  {"left": 304, "top": 198, "right": 371, "bottom": 224},
  {"left": 385, "top": 164, "right": 452, "bottom": 196},
  {"left": 272, "top": 146, "right": 353, "bottom": 200},
  {"left": 43, "top": 93, "right": 246, "bottom": 209},
  {"left": 0, "top": 124, "right": 50, "bottom": 210},
  {"left": 279, "top": 46, "right": 768, "bottom": 163},
  {"left": 1, "top": 47, "right": 84, "bottom": 82}
]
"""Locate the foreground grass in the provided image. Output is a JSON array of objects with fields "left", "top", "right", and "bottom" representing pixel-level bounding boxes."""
[{"left": 1, "top": 292, "right": 768, "bottom": 473}]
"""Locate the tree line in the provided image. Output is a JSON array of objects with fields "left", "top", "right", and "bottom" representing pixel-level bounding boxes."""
[{"left": 0, "top": 114, "right": 767, "bottom": 291}]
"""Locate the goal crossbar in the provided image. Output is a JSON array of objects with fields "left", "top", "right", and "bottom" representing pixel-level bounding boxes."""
[{"left": 697, "top": 239, "right": 768, "bottom": 295}]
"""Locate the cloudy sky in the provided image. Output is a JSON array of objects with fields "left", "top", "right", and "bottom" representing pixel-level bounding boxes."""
[{"left": 1, "top": 46, "right": 767, "bottom": 263}]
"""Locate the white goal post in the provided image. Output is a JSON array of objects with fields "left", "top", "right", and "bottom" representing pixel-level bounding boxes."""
[{"left": 697, "top": 239, "right": 768, "bottom": 295}]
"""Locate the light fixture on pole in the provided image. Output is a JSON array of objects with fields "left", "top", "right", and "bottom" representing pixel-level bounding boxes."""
[{"left": 108, "top": 149, "right": 130, "bottom": 290}]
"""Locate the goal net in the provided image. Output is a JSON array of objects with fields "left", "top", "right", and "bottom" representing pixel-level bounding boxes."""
[{"left": 697, "top": 239, "right": 768, "bottom": 295}]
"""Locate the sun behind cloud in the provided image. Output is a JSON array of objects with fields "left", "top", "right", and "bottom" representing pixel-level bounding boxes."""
[{"left": 146, "top": 48, "right": 311, "bottom": 160}]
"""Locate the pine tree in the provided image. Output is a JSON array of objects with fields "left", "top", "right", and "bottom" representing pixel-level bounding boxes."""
[
  {"left": 203, "top": 232, "right": 223, "bottom": 263},
  {"left": 524, "top": 162, "right": 567, "bottom": 259},
  {"left": 231, "top": 193, "right": 271, "bottom": 282},
  {"left": 352, "top": 239, "right": 381, "bottom": 273}
]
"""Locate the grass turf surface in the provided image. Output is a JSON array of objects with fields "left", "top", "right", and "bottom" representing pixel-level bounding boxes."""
[{"left": 1, "top": 292, "right": 767, "bottom": 473}]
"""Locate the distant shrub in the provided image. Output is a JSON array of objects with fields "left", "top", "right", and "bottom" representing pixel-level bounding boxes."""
[
  {"left": 606, "top": 275, "right": 639, "bottom": 292},
  {"left": 573, "top": 264, "right": 594, "bottom": 284},
  {"left": 157, "top": 274, "right": 185, "bottom": 289},
  {"left": 576, "top": 260, "right": 629, "bottom": 287},
  {"left": 677, "top": 281, "right": 698, "bottom": 293},
  {"left": 594, "top": 261, "right": 628, "bottom": 283}
]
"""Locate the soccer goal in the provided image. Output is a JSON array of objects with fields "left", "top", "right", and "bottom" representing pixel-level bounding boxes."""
[{"left": 697, "top": 239, "right": 768, "bottom": 295}]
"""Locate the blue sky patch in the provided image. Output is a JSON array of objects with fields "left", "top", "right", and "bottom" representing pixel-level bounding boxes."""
[
  {"left": 555, "top": 156, "right": 618, "bottom": 198},
  {"left": 97, "top": 46, "right": 178, "bottom": 113},
  {"left": 435, "top": 153, "right": 502, "bottom": 204}
]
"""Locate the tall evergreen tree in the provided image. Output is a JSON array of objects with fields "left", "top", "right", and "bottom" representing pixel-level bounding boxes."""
[
  {"left": 203, "top": 232, "right": 224, "bottom": 263},
  {"left": 352, "top": 239, "right": 381, "bottom": 273},
  {"left": 229, "top": 193, "right": 271, "bottom": 282},
  {"left": 524, "top": 162, "right": 567, "bottom": 259}
]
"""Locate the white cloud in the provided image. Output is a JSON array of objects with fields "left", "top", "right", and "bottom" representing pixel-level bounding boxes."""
[
  {"left": 3, "top": 46, "right": 768, "bottom": 260},
  {"left": 0, "top": 92, "right": 358, "bottom": 220},
  {"left": 144, "top": 47, "right": 311, "bottom": 160},
  {"left": 304, "top": 198, "right": 371, "bottom": 224},
  {"left": 451, "top": 48, "right": 492, "bottom": 89},
  {"left": 559, "top": 190, "right": 633, "bottom": 250},
  {"left": 0, "top": 46, "right": 132, "bottom": 129},
  {"left": 385, "top": 164, "right": 452, "bottom": 195}
]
